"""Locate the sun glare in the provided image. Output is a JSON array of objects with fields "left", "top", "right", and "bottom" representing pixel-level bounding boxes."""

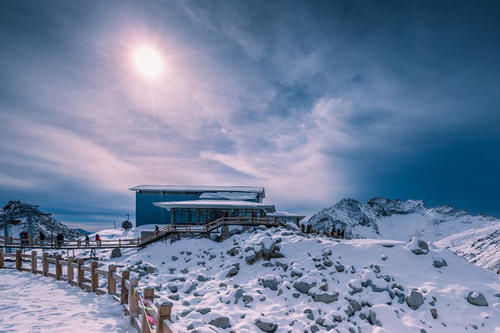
[{"left": 132, "top": 46, "right": 164, "bottom": 79}]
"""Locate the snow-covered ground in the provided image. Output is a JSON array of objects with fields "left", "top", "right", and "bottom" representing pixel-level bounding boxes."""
[
  {"left": 0, "top": 270, "right": 129, "bottom": 332},
  {"left": 72, "top": 225, "right": 500, "bottom": 332}
]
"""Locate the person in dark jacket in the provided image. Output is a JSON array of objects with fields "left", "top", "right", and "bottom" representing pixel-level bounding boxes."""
[{"left": 85, "top": 235, "right": 90, "bottom": 247}]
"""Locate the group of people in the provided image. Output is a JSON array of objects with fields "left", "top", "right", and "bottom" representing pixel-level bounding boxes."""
[
  {"left": 84, "top": 234, "right": 100, "bottom": 247},
  {"left": 301, "top": 224, "right": 346, "bottom": 239},
  {"left": 16, "top": 231, "right": 102, "bottom": 248}
]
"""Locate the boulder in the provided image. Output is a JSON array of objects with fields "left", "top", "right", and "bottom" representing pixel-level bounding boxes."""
[
  {"left": 466, "top": 291, "right": 488, "bottom": 306},
  {"left": 255, "top": 318, "right": 278, "bottom": 332},
  {"left": 312, "top": 292, "right": 339, "bottom": 304},
  {"left": 245, "top": 254, "right": 258, "bottom": 265},
  {"left": 226, "top": 263, "right": 240, "bottom": 277},
  {"left": 406, "top": 290, "right": 424, "bottom": 310},
  {"left": 293, "top": 277, "right": 316, "bottom": 294},
  {"left": 407, "top": 237, "right": 429, "bottom": 255},
  {"left": 209, "top": 316, "right": 231, "bottom": 329},
  {"left": 432, "top": 258, "right": 448, "bottom": 268},
  {"left": 261, "top": 276, "right": 278, "bottom": 291},
  {"left": 227, "top": 247, "right": 239, "bottom": 256},
  {"left": 261, "top": 238, "right": 275, "bottom": 255},
  {"left": 110, "top": 248, "right": 121, "bottom": 258}
]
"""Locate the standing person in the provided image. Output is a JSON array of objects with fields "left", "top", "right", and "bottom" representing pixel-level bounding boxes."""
[
  {"left": 95, "top": 233, "right": 101, "bottom": 247},
  {"left": 39, "top": 231, "right": 45, "bottom": 245},
  {"left": 155, "top": 225, "right": 159, "bottom": 234},
  {"left": 85, "top": 235, "right": 90, "bottom": 247}
]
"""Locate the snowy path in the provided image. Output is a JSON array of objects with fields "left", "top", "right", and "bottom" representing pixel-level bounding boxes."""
[{"left": 0, "top": 269, "right": 130, "bottom": 332}]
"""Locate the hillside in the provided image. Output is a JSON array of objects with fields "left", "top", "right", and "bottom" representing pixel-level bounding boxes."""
[
  {"left": 435, "top": 224, "right": 500, "bottom": 273},
  {"left": 0, "top": 200, "right": 87, "bottom": 240},
  {"left": 79, "top": 225, "right": 500, "bottom": 333}
]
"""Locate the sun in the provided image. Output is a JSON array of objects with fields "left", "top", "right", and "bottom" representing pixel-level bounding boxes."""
[{"left": 132, "top": 45, "right": 164, "bottom": 79}]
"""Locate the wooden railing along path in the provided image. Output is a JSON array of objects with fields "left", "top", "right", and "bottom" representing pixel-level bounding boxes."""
[
  {"left": 0, "top": 235, "right": 141, "bottom": 250},
  {"left": 139, "top": 216, "right": 282, "bottom": 247},
  {"left": 0, "top": 248, "right": 174, "bottom": 333},
  {"left": 0, "top": 216, "right": 283, "bottom": 250}
]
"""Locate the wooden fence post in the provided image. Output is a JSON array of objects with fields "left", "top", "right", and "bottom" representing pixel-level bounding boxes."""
[
  {"left": 90, "top": 261, "right": 98, "bottom": 292},
  {"left": 67, "top": 257, "right": 74, "bottom": 284},
  {"left": 142, "top": 287, "right": 154, "bottom": 331},
  {"left": 15, "top": 249, "right": 22, "bottom": 270},
  {"left": 43, "top": 253, "right": 49, "bottom": 276},
  {"left": 128, "top": 278, "right": 139, "bottom": 325},
  {"left": 55, "top": 254, "right": 62, "bottom": 280},
  {"left": 0, "top": 248, "right": 4, "bottom": 269},
  {"left": 31, "top": 251, "right": 37, "bottom": 273},
  {"left": 77, "top": 258, "right": 84, "bottom": 287},
  {"left": 108, "top": 265, "right": 116, "bottom": 295},
  {"left": 121, "top": 270, "right": 130, "bottom": 304},
  {"left": 156, "top": 302, "right": 173, "bottom": 333}
]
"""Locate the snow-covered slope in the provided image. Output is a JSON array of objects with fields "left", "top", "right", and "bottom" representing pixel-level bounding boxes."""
[
  {"left": 435, "top": 224, "right": 500, "bottom": 273},
  {"left": 306, "top": 198, "right": 499, "bottom": 242},
  {"left": 82, "top": 225, "right": 500, "bottom": 332}
]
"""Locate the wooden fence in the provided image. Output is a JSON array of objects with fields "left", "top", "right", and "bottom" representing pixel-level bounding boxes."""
[
  {"left": 0, "top": 235, "right": 141, "bottom": 249},
  {"left": 0, "top": 248, "right": 173, "bottom": 333}
]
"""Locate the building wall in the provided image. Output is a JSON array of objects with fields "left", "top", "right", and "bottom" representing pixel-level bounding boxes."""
[{"left": 136, "top": 192, "right": 200, "bottom": 226}]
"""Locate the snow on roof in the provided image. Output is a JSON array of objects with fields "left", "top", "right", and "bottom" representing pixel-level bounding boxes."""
[
  {"left": 267, "top": 211, "right": 306, "bottom": 219},
  {"left": 199, "top": 192, "right": 258, "bottom": 201},
  {"left": 130, "top": 185, "right": 265, "bottom": 196},
  {"left": 153, "top": 200, "right": 275, "bottom": 210}
]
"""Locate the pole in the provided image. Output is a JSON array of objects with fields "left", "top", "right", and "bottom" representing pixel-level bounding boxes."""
[{"left": 2, "top": 215, "right": 11, "bottom": 254}]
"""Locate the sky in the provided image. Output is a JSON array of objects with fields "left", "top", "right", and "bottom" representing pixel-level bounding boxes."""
[{"left": 0, "top": 0, "right": 499, "bottom": 231}]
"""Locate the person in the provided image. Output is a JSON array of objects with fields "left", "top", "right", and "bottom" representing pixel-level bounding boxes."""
[
  {"left": 85, "top": 235, "right": 90, "bottom": 247},
  {"left": 95, "top": 233, "right": 101, "bottom": 247},
  {"left": 155, "top": 225, "right": 159, "bottom": 234},
  {"left": 39, "top": 231, "right": 45, "bottom": 245},
  {"left": 56, "top": 233, "right": 64, "bottom": 248},
  {"left": 251, "top": 211, "right": 257, "bottom": 222}
]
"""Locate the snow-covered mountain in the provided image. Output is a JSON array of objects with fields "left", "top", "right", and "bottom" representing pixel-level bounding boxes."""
[
  {"left": 0, "top": 200, "right": 87, "bottom": 240},
  {"left": 306, "top": 198, "right": 500, "bottom": 273},
  {"left": 66, "top": 225, "right": 500, "bottom": 332},
  {"left": 306, "top": 198, "right": 499, "bottom": 242}
]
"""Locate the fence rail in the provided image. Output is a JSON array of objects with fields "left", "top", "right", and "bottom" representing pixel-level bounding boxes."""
[
  {"left": 0, "top": 248, "right": 173, "bottom": 333},
  {"left": 0, "top": 235, "right": 141, "bottom": 249}
]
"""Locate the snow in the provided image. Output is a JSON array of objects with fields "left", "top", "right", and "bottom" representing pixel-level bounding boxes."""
[
  {"left": 199, "top": 192, "right": 258, "bottom": 201},
  {"left": 153, "top": 200, "right": 275, "bottom": 210},
  {"left": 435, "top": 224, "right": 500, "bottom": 271},
  {"left": 129, "top": 185, "right": 265, "bottom": 194},
  {"left": 0, "top": 270, "right": 128, "bottom": 332},
  {"left": 95, "top": 227, "right": 500, "bottom": 332}
]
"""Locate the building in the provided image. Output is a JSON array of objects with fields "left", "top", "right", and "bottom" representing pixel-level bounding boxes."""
[
  {"left": 130, "top": 184, "right": 304, "bottom": 226},
  {"left": 130, "top": 185, "right": 264, "bottom": 226}
]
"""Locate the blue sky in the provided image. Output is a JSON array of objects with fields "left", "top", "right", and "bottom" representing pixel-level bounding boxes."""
[{"left": 1, "top": 0, "right": 499, "bottom": 231}]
